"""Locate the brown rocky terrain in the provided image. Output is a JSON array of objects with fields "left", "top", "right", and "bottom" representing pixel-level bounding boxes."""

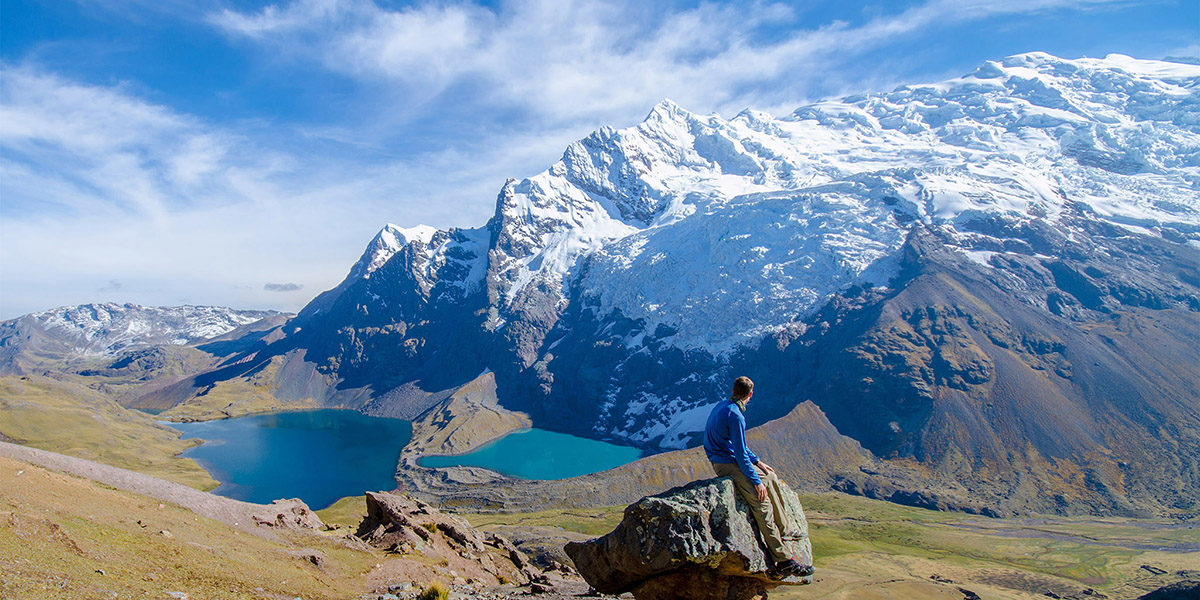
[{"left": 402, "top": 372, "right": 531, "bottom": 461}]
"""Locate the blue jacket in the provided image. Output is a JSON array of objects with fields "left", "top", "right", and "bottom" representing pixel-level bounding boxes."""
[{"left": 703, "top": 399, "right": 761, "bottom": 485}]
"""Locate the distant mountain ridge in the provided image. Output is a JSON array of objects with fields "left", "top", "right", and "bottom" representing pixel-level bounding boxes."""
[
  {"left": 0, "top": 303, "right": 286, "bottom": 374},
  {"left": 128, "top": 53, "right": 1200, "bottom": 516}
]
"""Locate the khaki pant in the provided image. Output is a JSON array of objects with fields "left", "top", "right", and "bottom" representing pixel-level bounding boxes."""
[{"left": 712, "top": 462, "right": 791, "bottom": 562}]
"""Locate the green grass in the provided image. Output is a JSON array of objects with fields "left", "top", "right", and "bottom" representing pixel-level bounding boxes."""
[
  {"left": 315, "top": 495, "right": 369, "bottom": 528},
  {"left": 0, "top": 375, "right": 217, "bottom": 490},
  {"left": 461, "top": 491, "right": 1199, "bottom": 598},
  {"left": 808, "top": 492, "right": 1200, "bottom": 593},
  {"left": 460, "top": 505, "right": 627, "bottom": 537}
]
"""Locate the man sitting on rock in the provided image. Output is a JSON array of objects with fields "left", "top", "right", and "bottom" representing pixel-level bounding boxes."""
[{"left": 704, "top": 376, "right": 813, "bottom": 579}]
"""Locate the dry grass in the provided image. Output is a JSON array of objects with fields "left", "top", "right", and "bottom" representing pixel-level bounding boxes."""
[
  {"left": 788, "top": 493, "right": 1199, "bottom": 599},
  {"left": 0, "top": 456, "right": 379, "bottom": 600},
  {"left": 0, "top": 375, "right": 217, "bottom": 490},
  {"left": 462, "top": 505, "right": 627, "bottom": 537},
  {"left": 417, "top": 582, "right": 449, "bottom": 600}
]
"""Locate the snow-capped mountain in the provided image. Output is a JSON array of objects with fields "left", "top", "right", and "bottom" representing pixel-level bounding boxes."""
[
  {"left": 496, "top": 52, "right": 1197, "bottom": 355},
  {"left": 0, "top": 303, "right": 285, "bottom": 371},
  {"left": 163, "top": 53, "right": 1200, "bottom": 516}
]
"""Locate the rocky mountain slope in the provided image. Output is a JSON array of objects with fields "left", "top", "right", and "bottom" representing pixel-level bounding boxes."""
[{"left": 146, "top": 53, "right": 1199, "bottom": 517}]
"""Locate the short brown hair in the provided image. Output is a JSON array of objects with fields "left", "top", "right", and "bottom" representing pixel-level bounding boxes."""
[{"left": 731, "top": 376, "right": 754, "bottom": 400}]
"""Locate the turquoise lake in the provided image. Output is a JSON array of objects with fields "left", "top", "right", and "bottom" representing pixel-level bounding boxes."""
[
  {"left": 418, "top": 428, "right": 650, "bottom": 480},
  {"left": 167, "top": 410, "right": 412, "bottom": 509}
]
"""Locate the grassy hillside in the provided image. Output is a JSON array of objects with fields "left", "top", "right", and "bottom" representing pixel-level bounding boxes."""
[
  {"left": 0, "top": 375, "right": 216, "bottom": 490},
  {"left": 315, "top": 494, "right": 372, "bottom": 530},
  {"left": 0, "top": 456, "right": 377, "bottom": 600},
  {"left": 783, "top": 493, "right": 1199, "bottom": 600},
  {"left": 158, "top": 355, "right": 317, "bottom": 421},
  {"left": 459, "top": 492, "right": 1200, "bottom": 600},
  {"left": 66, "top": 345, "right": 221, "bottom": 400}
]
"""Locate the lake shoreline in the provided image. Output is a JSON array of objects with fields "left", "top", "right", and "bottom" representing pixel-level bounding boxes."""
[
  {"left": 155, "top": 372, "right": 654, "bottom": 510},
  {"left": 166, "top": 408, "right": 413, "bottom": 509}
]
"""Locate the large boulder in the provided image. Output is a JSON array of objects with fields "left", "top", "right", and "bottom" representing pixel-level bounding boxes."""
[{"left": 564, "top": 477, "right": 814, "bottom": 600}]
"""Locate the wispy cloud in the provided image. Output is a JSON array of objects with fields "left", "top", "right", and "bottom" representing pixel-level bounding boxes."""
[
  {"left": 1, "top": 67, "right": 209, "bottom": 220},
  {"left": 0, "top": 61, "right": 570, "bottom": 318},
  {"left": 209, "top": 0, "right": 1133, "bottom": 125}
]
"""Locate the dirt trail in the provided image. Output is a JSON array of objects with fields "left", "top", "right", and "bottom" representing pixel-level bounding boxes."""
[{"left": 0, "top": 441, "right": 292, "bottom": 539}]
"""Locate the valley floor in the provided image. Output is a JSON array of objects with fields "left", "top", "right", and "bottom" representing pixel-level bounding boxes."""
[{"left": 458, "top": 493, "right": 1200, "bottom": 600}]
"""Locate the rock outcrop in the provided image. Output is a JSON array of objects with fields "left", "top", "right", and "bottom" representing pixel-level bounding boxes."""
[
  {"left": 565, "top": 477, "right": 813, "bottom": 600},
  {"left": 355, "top": 491, "right": 531, "bottom": 587},
  {"left": 250, "top": 498, "right": 324, "bottom": 530}
]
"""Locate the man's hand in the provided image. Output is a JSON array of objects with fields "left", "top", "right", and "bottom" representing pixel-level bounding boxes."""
[
  {"left": 756, "top": 483, "right": 768, "bottom": 503},
  {"left": 757, "top": 460, "right": 775, "bottom": 475}
]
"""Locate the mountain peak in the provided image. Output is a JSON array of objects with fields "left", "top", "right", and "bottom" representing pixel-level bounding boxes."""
[
  {"left": 990, "top": 51, "right": 1200, "bottom": 80},
  {"left": 348, "top": 223, "right": 440, "bottom": 281},
  {"left": 643, "top": 98, "right": 697, "bottom": 125},
  {"left": 381, "top": 223, "right": 438, "bottom": 246}
]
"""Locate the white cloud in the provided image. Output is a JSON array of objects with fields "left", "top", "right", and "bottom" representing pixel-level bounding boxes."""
[
  {"left": 0, "top": 67, "right": 253, "bottom": 220},
  {"left": 209, "top": 0, "right": 1133, "bottom": 126},
  {"left": 1164, "top": 42, "right": 1200, "bottom": 61},
  {"left": 0, "top": 64, "right": 558, "bottom": 318},
  {"left": 211, "top": 0, "right": 351, "bottom": 36}
]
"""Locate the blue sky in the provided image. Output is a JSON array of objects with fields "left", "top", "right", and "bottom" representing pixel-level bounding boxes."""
[{"left": 1, "top": 0, "right": 1196, "bottom": 319}]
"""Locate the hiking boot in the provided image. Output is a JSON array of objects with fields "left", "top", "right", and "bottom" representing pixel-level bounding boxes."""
[
  {"left": 771, "top": 558, "right": 815, "bottom": 579},
  {"left": 770, "top": 559, "right": 803, "bottom": 579}
]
